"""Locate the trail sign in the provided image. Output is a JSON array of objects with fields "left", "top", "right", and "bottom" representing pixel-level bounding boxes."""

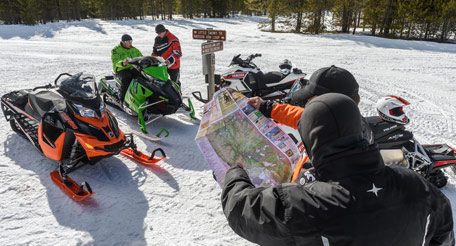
[
  {"left": 201, "top": 41, "right": 223, "bottom": 55},
  {"left": 192, "top": 28, "right": 227, "bottom": 101},
  {"left": 193, "top": 29, "right": 226, "bottom": 41}
]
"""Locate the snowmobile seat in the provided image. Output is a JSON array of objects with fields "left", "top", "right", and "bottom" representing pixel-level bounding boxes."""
[
  {"left": 263, "top": 71, "right": 286, "bottom": 85},
  {"left": 25, "top": 90, "right": 66, "bottom": 120},
  {"left": 2, "top": 89, "right": 30, "bottom": 109},
  {"left": 424, "top": 144, "right": 456, "bottom": 161},
  {"left": 253, "top": 71, "right": 286, "bottom": 89},
  {"left": 366, "top": 116, "right": 406, "bottom": 140}
]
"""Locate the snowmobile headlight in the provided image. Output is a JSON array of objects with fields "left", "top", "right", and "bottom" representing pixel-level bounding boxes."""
[
  {"left": 154, "top": 80, "right": 166, "bottom": 87},
  {"left": 73, "top": 104, "right": 105, "bottom": 118},
  {"left": 142, "top": 72, "right": 154, "bottom": 82}
]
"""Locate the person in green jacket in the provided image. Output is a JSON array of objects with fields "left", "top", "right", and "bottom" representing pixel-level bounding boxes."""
[{"left": 111, "top": 34, "right": 143, "bottom": 107}]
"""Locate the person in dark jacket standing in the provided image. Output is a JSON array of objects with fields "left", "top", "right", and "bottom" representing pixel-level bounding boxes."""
[
  {"left": 111, "top": 34, "right": 143, "bottom": 108},
  {"left": 222, "top": 93, "right": 454, "bottom": 246},
  {"left": 152, "top": 24, "right": 182, "bottom": 86}
]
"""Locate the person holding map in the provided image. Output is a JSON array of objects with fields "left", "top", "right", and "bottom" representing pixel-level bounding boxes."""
[
  {"left": 248, "top": 65, "right": 373, "bottom": 145},
  {"left": 221, "top": 93, "right": 454, "bottom": 246}
]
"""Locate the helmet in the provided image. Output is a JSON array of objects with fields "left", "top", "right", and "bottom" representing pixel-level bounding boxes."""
[
  {"left": 279, "top": 59, "right": 293, "bottom": 70},
  {"left": 376, "top": 95, "right": 410, "bottom": 124},
  {"left": 279, "top": 59, "right": 293, "bottom": 75}
]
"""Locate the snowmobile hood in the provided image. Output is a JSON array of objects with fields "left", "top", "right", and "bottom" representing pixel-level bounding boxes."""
[
  {"left": 143, "top": 66, "right": 168, "bottom": 82},
  {"left": 298, "top": 93, "right": 369, "bottom": 168}
]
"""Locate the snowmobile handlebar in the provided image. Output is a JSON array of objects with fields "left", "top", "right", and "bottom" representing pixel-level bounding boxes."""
[
  {"left": 230, "top": 54, "right": 261, "bottom": 67},
  {"left": 247, "top": 53, "right": 262, "bottom": 62},
  {"left": 127, "top": 56, "right": 165, "bottom": 71},
  {"left": 32, "top": 83, "right": 54, "bottom": 91},
  {"left": 54, "top": 73, "right": 73, "bottom": 86}
]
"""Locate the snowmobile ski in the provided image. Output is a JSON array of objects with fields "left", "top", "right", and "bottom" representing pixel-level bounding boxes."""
[
  {"left": 50, "top": 169, "right": 94, "bottom": 202},
  {"left": 177, "top": 114, "right": 200, "bottom": 124},
  {"left": 116, "top": 117, "right": 170, "bottom": 142},
  {"left": 130, "top": 127, "right": 169, "bottom": 142},
  {"left": 120, "top": 147, "right": 166, "bottom": 166}
]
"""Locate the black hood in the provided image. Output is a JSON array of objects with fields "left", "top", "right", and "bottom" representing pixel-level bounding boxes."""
[{"left": 298, "top": 93, "right": 369, "bottom": 168}]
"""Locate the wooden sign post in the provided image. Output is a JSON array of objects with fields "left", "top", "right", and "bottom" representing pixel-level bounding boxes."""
[{"left": 193, "top": 29, "right": 226, "bottom": 101}]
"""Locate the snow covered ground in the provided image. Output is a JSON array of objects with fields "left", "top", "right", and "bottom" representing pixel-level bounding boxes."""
[{"left": 0, "top": 16, "right": 455, "bottom": 245}]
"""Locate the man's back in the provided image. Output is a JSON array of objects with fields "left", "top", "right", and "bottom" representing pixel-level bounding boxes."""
[
  {"left": 288, "top": 150, "right": 453, "bottom": 245},
  {"left": 222, "top": 147, "right": 454, "bottom": 246},
  {"left": 222, "top": 94, "right": 453, "bottom": 246}
]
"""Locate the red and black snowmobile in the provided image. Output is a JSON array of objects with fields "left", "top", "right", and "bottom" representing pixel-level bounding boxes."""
[
  {"left": 287, "top": 95, "right": 456, "bottom": 188},
  {"left": 1, "top": 72, "right": 166, "bottom": 201}
]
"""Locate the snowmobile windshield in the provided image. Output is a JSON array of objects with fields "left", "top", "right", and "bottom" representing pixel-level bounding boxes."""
[{"left": 58, "top": 73, "right": 97, "bottom": 100}]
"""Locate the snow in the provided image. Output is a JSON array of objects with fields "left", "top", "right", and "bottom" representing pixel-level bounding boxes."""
[{"left": 1, "top": 16, "right": 456, "bottom": 245}]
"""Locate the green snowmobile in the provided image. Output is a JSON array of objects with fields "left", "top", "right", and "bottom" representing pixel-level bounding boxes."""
[{"left": 99, "top": 56, "right": 195, "bottom": 134}]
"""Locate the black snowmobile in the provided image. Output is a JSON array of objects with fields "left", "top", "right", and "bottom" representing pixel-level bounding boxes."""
[
  {"left": 366, "top": 115, "right": 455, "bottom": 188},
  {"left": 1, "top": 72, "right": 166, "bottom": 201}
]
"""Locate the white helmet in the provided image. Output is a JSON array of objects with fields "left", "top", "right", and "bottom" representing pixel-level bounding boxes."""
[
  {"left": 279, "top": 59, "right": 293, "bottom": 75},
  {"left": 376, "top": 95, "right": 410, "bottom": 124}
]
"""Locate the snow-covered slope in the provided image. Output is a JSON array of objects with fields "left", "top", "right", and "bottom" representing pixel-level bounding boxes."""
[{"left": 0, "top": 16, "right": 455, "bottom": 245}]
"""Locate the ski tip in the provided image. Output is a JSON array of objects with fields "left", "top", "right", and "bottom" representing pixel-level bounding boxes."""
[
  {"left": 120, "top": 148, "right": 167, "bottom": 166},
  {"left": 50, "top": 171, "right": 94, "bottom": 202}
]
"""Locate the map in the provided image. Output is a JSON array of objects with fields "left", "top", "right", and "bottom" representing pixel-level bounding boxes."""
[{"left": 195, "top": 88, "right": 300, "bottom": 187}]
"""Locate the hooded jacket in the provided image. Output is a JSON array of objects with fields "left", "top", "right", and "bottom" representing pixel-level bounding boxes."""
[
  {"left": 152, "top": 30, "right": 182, "bottom": 70},
  {"left": 222, "top": 93, "right": 454, "bottom": 246}
]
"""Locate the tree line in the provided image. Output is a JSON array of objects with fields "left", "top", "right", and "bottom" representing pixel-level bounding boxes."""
[
  {"left": 252, "top": 0, "right": 456, "bottom": 42},
  {"left": 1, "top": 0, "right": 455, "bottom": 42}
]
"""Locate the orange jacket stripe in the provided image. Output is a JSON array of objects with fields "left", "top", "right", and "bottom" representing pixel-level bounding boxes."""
[
  {"left": 271, "top": 104, "right": 304, "bottom": 130},
  {"left": 291, "top": 155, "right": 309, "bottom": 183}
]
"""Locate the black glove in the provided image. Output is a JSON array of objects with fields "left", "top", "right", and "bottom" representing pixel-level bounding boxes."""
[{"left": 259, "top": 100, "right": 276, "bottom": 118}]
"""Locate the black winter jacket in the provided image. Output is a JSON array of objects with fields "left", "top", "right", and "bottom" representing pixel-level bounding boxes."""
[{"left": 222, "top": 147, "right": 454, "bottom": 246}]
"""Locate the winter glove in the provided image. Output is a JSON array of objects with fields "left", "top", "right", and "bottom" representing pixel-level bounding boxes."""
[
  {"left": 173, "top": 50, "right": 182, "bottom": 57},
  {"left": 259, "top": 100, "right": 276, "bottom": 118},
  {"left": 166, "top": 56, "right": 176, "bottom": 67},
  {"left": 213, "top": 163, "right": 244, "bottom": 183}
]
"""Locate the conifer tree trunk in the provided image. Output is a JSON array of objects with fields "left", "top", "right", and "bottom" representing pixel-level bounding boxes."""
[
  {"left": 168, "top": 0, "right": 172, "bottom": 20},
  {"left": 352, "top": 11, "right": 357, "bottom": 35},
  {"left": 188, "top": 0, "right": 193, "bottom": 19},
  {"left": 424, "top": 21, "right": 430, "bottom": 39},
  {"left": 271, "top": 14, "right": 276, "bottom": 32},
  {"left": 296, "top": 12, "right": 303, "bottom": 33},
  {"left": 371, "top": 23, "right": 376, "bottom": 35},
  {"left": 382, "top": 0, "right": 394, "bottom": 36},
  {"left": 6, "top": 0, "right": 14, "bottom": 24},
  {"left": 440, "top": 19, "right": 449, "bottom": 42},
  {"left": 55, "top": 0, "right": 62, "bottom": 20}
]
